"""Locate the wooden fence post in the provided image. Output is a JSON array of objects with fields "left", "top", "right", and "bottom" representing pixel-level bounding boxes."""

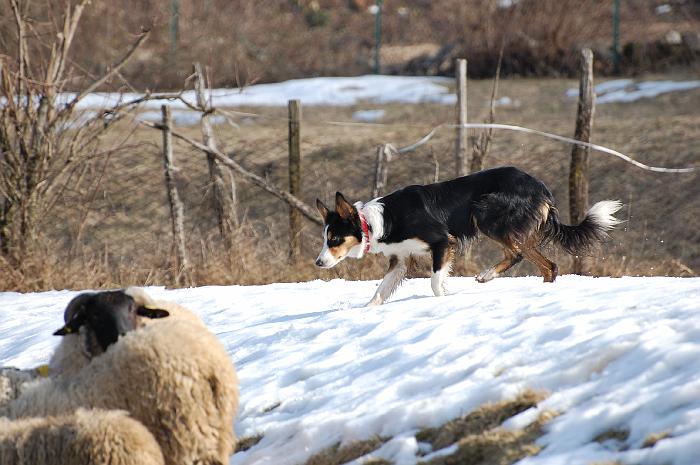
[
  {"left": 455, "top": 58, "right": 468, "bottom": 177},
  {"left": 288, "top": 100, "right": 302, "bottom": 261},
  {"left": 372, "top": 144, "right": 390, "bottom": 198},
  {"left": 161, "top": 105, "right": 190, "bottom": 286},
  {"left": 193, "top": 63, "right": 239, "bottom": 249},
  {"left": 569, "top": 48, "right": 595, "bottom": 275}
]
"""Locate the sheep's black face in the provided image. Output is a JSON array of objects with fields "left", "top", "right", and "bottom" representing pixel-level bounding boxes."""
[{"left": 54, "top": 290, "right": 169, "bottom": 358}]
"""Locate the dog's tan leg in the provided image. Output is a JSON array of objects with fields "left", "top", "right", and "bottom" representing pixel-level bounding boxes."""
[
  {"left": 521, "top": 243, "right": 558, "bottom": 283},
  {"left": 476, "top": 242, "right": 523, "bottom": 283},
  {"left": 368, "top": 255, "right": 407, "bottom": 306}
]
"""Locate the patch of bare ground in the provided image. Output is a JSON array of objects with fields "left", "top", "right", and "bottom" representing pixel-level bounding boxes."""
[
  {"left": 236, "top": 434, "right": 263, "bottom": 453},
  {"left": 304, "top": 436, "right": 388, "bottom": 465},
  {"left": 415, "top": 390, "right": 554, "bottom": 465},
  {"left": 642, "top": 431, "right": 671, "bottom": 448},
  {"left": 295, "top": 391, "right": 553, "bottom": 465}
]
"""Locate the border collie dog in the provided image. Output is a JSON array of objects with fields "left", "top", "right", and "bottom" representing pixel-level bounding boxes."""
[{"left": 315, "top": 166, "right": 622, "bottom": 306}]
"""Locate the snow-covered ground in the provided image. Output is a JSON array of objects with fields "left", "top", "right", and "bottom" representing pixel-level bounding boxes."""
[
  {"left": 2, "top": 276, "right": 699, "bottom": 465},
  {"left": 49, "top": 75, "right": 700, "bottom": 127},
  {"left": 565, "top": 79, "right": 700, "bottom": 104},
  {"left": 67, "top": 75, "right": 457, "bottom": 112},
  {"left": 66, "top": 75, "right": 700, "bottom": 113}
]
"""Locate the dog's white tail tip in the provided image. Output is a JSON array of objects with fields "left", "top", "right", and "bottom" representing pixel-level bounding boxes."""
[{"left": 587, "top": 200, "right": 624, "bottom": 230}]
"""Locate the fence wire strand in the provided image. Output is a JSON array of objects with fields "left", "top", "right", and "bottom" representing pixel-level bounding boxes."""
[{"left": 211, "top": 109, "right": 699, "bottom": 173}]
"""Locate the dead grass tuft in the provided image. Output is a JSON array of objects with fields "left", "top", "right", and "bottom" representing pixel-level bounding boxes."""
[
  {"left": 419, "top": 423, "right": 545, "bottom": 465},
  {"left": 642, "top": 431, "right": 671, "bottom": 448},
  {"left": 236, "top": 434, "right": 263, "bottom": 452},
  {"left": 594, "top": 429, "right": 630, "bottom": 444},
  {"left": 416, "top": 390, "right": 549, "bottom": 450},
  {"left": 304, "top": 436, "right": 387, "bottom": 465},
  {"left": 415, "top": 390, "right": 554, "bottom": 465}
]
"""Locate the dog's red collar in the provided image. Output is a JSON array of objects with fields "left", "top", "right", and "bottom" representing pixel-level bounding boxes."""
[{"left": 359, "top": 212, "right": 371, "bottom": 253}]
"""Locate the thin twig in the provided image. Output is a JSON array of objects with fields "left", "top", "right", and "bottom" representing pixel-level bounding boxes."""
[
  {"left": 61, "top": 30, "right": 150, "bottom": 114},
  {"left": 139, "top": 120, "right": 323, "bottom": 226}
]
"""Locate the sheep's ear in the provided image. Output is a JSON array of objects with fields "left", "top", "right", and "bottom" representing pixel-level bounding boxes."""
[
  {"left": 316, "top": 198, "right": 330, "bottom": 223},
  {"left": 53, "top": 314, "right": 85, "bottom": 336},
  {"left": 335, "top": 192, "right": 355, "bottom": 219},
  {"left": 136, "top": 305, "right": 170, "bottom": 319}
]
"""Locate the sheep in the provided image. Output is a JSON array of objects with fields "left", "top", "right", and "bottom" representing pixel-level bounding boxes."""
[
  {"left": 1, "top": 288, "right": 239, "bottom": 465},
  {"left": 0, "top": 368, "right": 40, "bottom": 409},
  {"left": 48, "top": 288, "right": 170, "bottom": 379},
  {"left": 2, "top": 288, "right": 172, "bottom": 403},
  {"left": 0, "top": 408, "right": 165, "bottom": 465}
]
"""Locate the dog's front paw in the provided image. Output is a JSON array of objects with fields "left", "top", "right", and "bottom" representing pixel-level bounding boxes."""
[{"left": 367, "top": 297, "right": 384, "bottom": 307}]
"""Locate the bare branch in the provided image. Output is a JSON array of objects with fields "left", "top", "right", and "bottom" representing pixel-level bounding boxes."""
[
  {"left": 140, "top": 120, "right": 323, "bottom": 226},
  {"left": 61, "top": 30, "right": 150, "bottom": 114}
]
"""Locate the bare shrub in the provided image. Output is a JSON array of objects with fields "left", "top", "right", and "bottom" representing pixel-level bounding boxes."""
[{"left": 0, "top": 0, "right": 147, "bottom": 262}]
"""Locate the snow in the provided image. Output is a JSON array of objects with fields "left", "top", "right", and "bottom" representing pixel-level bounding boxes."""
[
  {"left": 352, "top": 109, "right": 386, "bottom": 122},
  {"left": 2, "top": 276, "right": 700, "bottom": 465},
  {"left": 59, "top": 76, "right": 456, "bottom": 112},
  {"left": 136, "top": 109, "right": 228, "bottom": 127},
  {"left": 655, "top": 4, "right": 672, "bottom": 15},
  {"left": 566, "top": 79, "right": 700, "bottom": 104}
]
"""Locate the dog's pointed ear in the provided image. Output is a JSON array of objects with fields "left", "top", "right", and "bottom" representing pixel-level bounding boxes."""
[
  {"left": 335, "top": 192, "right": 355, "bottom": 219},
  {"left": 136, "top": 305, "right": 170, "bottom": 319},
  {"left": 316, "top": 198, "right": 330, "bottom": 223}
]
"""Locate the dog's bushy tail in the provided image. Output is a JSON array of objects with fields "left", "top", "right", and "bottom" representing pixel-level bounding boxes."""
[{"left": 543, "top": 200, "right": 623, "bottom": 255}]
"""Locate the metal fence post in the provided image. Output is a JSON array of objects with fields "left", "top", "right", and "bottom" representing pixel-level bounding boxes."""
[
  {"left": 374, "top": 0, "right": 383, "bottom": 74},
  {"left": 612, "top": 0, "right": 620, "bottom": 74}
]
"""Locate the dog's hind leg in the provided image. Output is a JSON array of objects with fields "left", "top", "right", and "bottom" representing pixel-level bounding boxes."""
[
  {"left": 368, "top": 255, "right": 407, "bottom": 306},
  {"left": 431, "top": 241, "right": 454, "bottom": 297},
  {"left": 521, "top": 243, "right": 558, "bottom": 283},
  {"left": 476, "top": 241, "right": 523, "bottom": 283}
]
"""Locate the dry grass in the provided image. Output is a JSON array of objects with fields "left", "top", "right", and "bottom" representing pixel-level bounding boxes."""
[
  {"left": 419, "top": 423, "right": 547, "bottom": 465},
  {"left": 593, "top": 428, "right": 630, "bottom": 444},
  {"left": 304, "top": 436, "right": 387, "bottom": 465},
  {"left": 642, "top": 431, "right": 671, "bottom": 448},
  {"left": 236, "top": 434, "right": 264, "bottom": 453},
  {"left": 416, "top": 390, "right": 549, "bottom": 450},
  {"left": 1, "top": 74, "right": 698, "bottom": 292},
  {"left": 293, "top": 391, "right": 552, "bottom": 465},
  {"left": 416, "top": 390, "right": 554, "bottom": 465}
]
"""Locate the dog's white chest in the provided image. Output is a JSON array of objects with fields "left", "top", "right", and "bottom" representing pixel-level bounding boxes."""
[{"left": 372, "top": 238, "right": 430, "bottom": 258}]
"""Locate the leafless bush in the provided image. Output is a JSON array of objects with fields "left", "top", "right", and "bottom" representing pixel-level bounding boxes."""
[{"left": 0, "top": 0, "right": 147, "bottom": 262}]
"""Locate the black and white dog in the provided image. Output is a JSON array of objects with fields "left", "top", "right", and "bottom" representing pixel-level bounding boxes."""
[{"left": 315, "top": 166, "right": 622, "bottom": 306}]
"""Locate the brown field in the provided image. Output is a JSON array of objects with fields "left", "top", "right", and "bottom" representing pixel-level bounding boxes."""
[{"left": 2, "top": 72, "right": 699, "bottom": 291}]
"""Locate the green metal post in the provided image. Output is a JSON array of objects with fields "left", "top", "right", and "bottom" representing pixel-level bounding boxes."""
[
  {"left": 170, "top": 0, "right": 180, "bottom": 57},
  {"left": 612, "top": 0, "right": 620, "bottom": 74},
  {"left": 374, "top": 0, "right": 383, "bottom": 74}
]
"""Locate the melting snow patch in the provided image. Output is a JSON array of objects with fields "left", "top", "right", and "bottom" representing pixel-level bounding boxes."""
[
  {"left": 352, "top": 109, "right": 386, "bottom": 122},
  {"left": 566, "top": 79, "right": 700, "bottom": 104},
  {"left": 136, "top": 109, "right": 227, "bottom": 127},
  {"left": 62, "top": 75, "right": 456, "bottom": 110}
]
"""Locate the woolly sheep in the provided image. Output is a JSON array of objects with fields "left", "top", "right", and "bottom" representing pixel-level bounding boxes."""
[
  {"left": 0, "top": 289, "right": 162, "bottom": 406},
  {"left": 0, "top": 408, "right": 164, "bottom": 465},
  {"left": 2, "top": 288, "right": 239, "bottom": 465},
  {"left": 48, "top": 288, "right": 170, "bottom": 379}
]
